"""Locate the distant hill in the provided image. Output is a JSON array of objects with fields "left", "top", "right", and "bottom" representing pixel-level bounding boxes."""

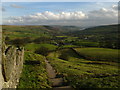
[
  {"left": 2, "top": 24, "right": 119, "bottom": 39},
  {"left": 71, "top": 24, "right": 118, "bottom": 35},
  {"left": 2, "top": 25, "right": 64, "bottom": 38},
  {"left": 49, "top": 25, "right": 83, "bottom": 32},
  {"left": 2, "top": 25, "right": 83, "bottom": 38}
]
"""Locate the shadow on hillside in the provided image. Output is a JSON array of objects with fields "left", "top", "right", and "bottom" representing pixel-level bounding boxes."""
[
  {"left": 24, "top": 60, "right": 40, "bottom": 65},
  {"left": 60, "top": 48, "right": 85, "bottom": 59}
]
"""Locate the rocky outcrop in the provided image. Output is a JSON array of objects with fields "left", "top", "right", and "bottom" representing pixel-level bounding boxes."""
[{"left": 0, "top": 43, "right": 24, "bottom": 89}]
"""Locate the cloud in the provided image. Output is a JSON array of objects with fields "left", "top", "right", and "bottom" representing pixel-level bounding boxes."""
[
  {"left": 4, "top": 11, "right": 87, "bottom": 24},
  {"left": 10, "top": 4, "right": 24, "bottom": 8},
  {"left": 112, "top": 5, "right": 118, "bottom": 10},
  {"left": 88, "top": 7, "right": 118, "bottom": 19},
  {"left": 3, "top": 4, "right": 118, "bottom": 27},
  {"left": 85, "top": 5, "right": 118, "bottom": 26}
]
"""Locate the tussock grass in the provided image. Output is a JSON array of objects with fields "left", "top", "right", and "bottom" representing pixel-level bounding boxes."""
[{"left": 18, "top": 52, "right": 51, "bottom": 88}]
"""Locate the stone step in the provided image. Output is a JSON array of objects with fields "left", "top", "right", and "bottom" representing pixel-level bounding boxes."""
[
  {"left": 45, "top": 59, "right": 73, "bottom": 89},
  {"left": 53, "top": 86, "right": 73, "bottom": 90},
  {"left": 51, "top": 78, "right": 64, "bottom": 87}
]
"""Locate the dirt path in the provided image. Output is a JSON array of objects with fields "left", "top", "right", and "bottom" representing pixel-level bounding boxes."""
[{"left": 45, "top": 59, "right": 73, "bottom": 89}]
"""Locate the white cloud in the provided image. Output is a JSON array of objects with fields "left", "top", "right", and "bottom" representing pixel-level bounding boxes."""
[
  {"left": 85, "top": 5, "right": 118, "bottom": 26},
  {"left": 4, "top": 11, "right": 87, "bottom": 24},
  {"left": 31, "top": 11, "right": 87, "bottom": 20},
  {"left": 112, "top": 5, "right": 117, "bottom": 10},
  {"left": 3, "top": 4, "right": 118, "bottom": 27},
  {"left": 88, "top": 7, "right": 118, "bottom": 19}
]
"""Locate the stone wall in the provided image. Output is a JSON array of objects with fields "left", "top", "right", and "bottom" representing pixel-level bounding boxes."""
[
  {"left": 0, "top": 25, "right": 2, "bottom": 89},
  {"left": 0, "top": 44, "right": 24, "bottom": 89}
]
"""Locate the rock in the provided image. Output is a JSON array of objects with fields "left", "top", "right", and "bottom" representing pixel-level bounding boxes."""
[{"left": 0, "top": 44, "right": 24, "bottom": 89}]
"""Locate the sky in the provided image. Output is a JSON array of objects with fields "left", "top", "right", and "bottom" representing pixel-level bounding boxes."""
[
  {"left": 1, "top": 0, "right": 120, "bottom": 2},
  {"left": 1, "top": 2, "right": 119, "bottom": 27}
]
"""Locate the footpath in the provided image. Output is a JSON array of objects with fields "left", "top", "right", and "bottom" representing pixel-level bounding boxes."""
[{"left": 45, "top": 59, "right": 73, "bottom": 89}]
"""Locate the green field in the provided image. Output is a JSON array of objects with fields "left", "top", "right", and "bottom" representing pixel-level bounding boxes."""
[
  {"left": 62, "top": 45, "right": 78, "bottom": 48},
  {"left": 73, "top": 41, "right": 99, "bottom": 47},
  {"left": 18, "top": 51, "right": 51, "bottom": 88},
  {"left": 2, "top": 25, "right": 52, "bottom": 39},
  {"left": 47, "top": 48, "right": 119, "bottom": 88},
  {"left": 74, "top": 48, "right": 119, "bottom": 63},
  {"left": 25, "top": 43, "right": 57, "bottom": 52}
]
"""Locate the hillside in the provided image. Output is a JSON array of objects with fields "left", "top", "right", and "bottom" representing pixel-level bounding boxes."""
[
  {"left": 2, "top": 25, "right": 83, "bottom": 38},
  {"left": 2, "top": 24, "right": 119, "bottom": 49},
  {"left": 69, "top": 24, "right": 119, "bottom": 49},
  {"left": 2, "top": 25, "right": 65, "bottom": 39},
  {"left": 2, "top": 24, "right": 120, "bottom": 88},
  {"left": 3, "top": 24, "right": 118, "bottom": 38},
  {"left": 72, "top": 24, "right": 118, "bottom": 35}
]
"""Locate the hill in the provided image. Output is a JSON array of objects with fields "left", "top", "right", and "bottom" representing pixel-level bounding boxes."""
[
  {"left": 72, "top": 24, "right": 118, "bottom": 35},
  {"left": 69, "top": 24, "right": 119, "bottom": 49},
  {"left": 2, "top": 24, "right": 119, "bottom": 49},
  {"left": 2, "top": 24, "right": 120, "bottom": 88}
]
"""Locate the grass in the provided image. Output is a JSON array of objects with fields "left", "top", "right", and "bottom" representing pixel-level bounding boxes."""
[
  {"left": 62, "top": 45, "right": 78, "bottom": 48},
  {"left": 73, "top": 41, "right": 99, "bottom": 47},
  {"left": 2, "top": 25, "right": 51, "bottom": 39},
  {"left": 56, "top": 36, "right": 68, "bottom": 38},
  {"left": 47, "top": 48, "right": 119, "bottom": 88},
  {"left": 74, "top": 48, "right": 119, "bottom": 63},
  {"left": 18, "top": 51, "right": 51, "bottom": 88},
  {"left": 3, "top": 25, "right": 119, "bottom": 88},
  {"left": 25, "top": 43, "right": 57, "bottom": 52}
]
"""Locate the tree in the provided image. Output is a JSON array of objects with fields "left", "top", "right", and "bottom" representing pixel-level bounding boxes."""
[
  {"left": 34, "top": 47, "right": 49, "bottom": 56},
  {"left": 22, "top": 37, "right": 31, "bottom": 43},
  {"left": 5, "top": 36, "right": 10, "bottom": 45},
  {"left": 33, "top": 37, "right": 51, "bottom": 44},
  {"left": 5, "top": 36, "right": 10, "bottom": 41},
  {"left": 56, "top": 41, "right": 64, "bottom": 50},
  {"left": 10, "top": 38, "right": 26, "bottom": 47},
  {"left": 59, "top": 52, "right": 69, "bottom": 61}
]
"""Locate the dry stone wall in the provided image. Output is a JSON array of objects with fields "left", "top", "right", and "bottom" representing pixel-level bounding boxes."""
[{"left": 0, "top": 44, "right": 24, "bottom": 89}]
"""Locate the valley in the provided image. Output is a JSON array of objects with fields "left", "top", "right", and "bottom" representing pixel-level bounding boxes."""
[{"left": 2, "top": 24, "right": 119, "bottom": 88}]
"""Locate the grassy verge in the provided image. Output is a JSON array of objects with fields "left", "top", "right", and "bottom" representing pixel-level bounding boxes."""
[
  {"left": 47, "top": 48, "right": 119, "bottom": 88},
  {"left": 18, "top": 51, "right": 51, "bottom": 88}
]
